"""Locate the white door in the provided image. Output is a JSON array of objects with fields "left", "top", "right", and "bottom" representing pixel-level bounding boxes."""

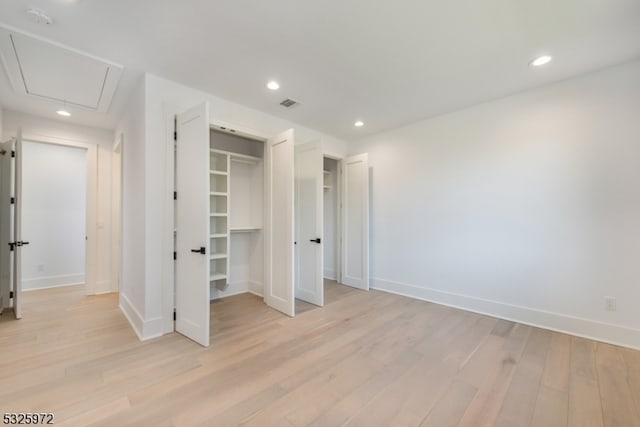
[
  {"left": 265, "top": 129, "right": 295, "bottom": 316},
  {"left": 12, "top": 132, "right": 24, "bottom": 318},
  {"left": 175, "top": 103, "right": 210, "bottom": 347},
  {"left": 294, "top": 142, "right": 323, "bottom": 306},
  {"left": 0, "top": 139, "right": 15, "bottom": 315},
  {"left": 341, "top": 153, "right": 369, "bottom": 290}
]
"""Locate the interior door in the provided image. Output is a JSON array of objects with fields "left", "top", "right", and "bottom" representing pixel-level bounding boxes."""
[
  {"left": 12, "top": 131, "right": 24, "bottom": 318},
  {"left": 175, "top": 102, "right": 210, "bottom": 347},
  {"left": 294, "top": 142, "right": 323, "bottom": 306},
  {"left": 341, "top": 153, "right": 369, "bottom": 290},
  {"left": 0, "top": 138, "right": 15, "bottom": 315},
  {"left": 265, "top": 129, "right": 295, "bottom": 316}
]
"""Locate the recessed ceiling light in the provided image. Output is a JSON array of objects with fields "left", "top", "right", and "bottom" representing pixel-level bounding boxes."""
[
  {"left": 530, "top": 55, "right": 552, "bottom": 67},
  {"left": 266, "top": 81, "right": 280, "bottom": 90},
  {"left": 56, "top": 109, "right": 71, "bottom": 117},
  {"left": 354, "top": 121, "right": 364, "bottom": 127}
]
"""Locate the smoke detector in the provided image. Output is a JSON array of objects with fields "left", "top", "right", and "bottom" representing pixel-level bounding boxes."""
[{"left": 26, "top": 8, "right": 54, "bottom": 25}]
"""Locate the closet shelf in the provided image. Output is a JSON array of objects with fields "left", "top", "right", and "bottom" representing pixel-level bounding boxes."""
[
  {"left": 210, "top": 273, "right": 227, "bottom": 281},
  {"left": 324, "top": 170, "right": 330, "bottom": 175},
  {"left": 230, "top": 226, "right": 262, "bottom": 233},
  {"left": 210, "top": 253, "right": 227, "bottom": 260},
  {"left": 323, "top": 185, "right": 331, "bottom": 191},
  {"left": 210, "top": 170, "right": 228, "bottom": 176},
  {"left": 210, "top": 213, "right": 227, "bottom": 217},
  {"left": 211, "top": 149, "right": 261, "bottom": 163},
  {"left": 209, "top": 233, "right": 227, "bottom": 238},
  {"left": 210, "top": 192, "right": 228, "bottom": 196}
]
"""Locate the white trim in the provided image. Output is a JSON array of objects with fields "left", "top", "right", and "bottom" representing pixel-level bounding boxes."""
[
  {"left": 249, "top": 280, "right": 263, "bottom": 297},
  {"left": 119, "top": 293, "right": 164, "bottom": 341},
  {"left": 371, "top": 277, "right": 640, "bottom": 351},
  {"left": 323, "top": 269, "right": 336, "bottom": 280},
  {"left": 22, "top": 274, "right": 85, "bottom": 291},
  {"left": 111, "top": 133, "right": 122, "bottom": 295},
  {"left": 94, "top": 280, "right": 113, "bottom": 295},
  {"left": 119, "top": 293, "right": 144, "bottom": 340}
]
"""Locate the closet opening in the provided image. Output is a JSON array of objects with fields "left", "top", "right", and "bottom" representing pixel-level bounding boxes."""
[
  {"left": 322, "top": 156, "right": 353, "bottom": 303},
  {"left": 208, "top": 128, "right": 265, "bottom": 301}
]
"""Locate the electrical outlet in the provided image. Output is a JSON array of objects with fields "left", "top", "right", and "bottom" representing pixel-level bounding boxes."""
[{"left": 605, "top": 296, "right": 617, "bottom": 312}]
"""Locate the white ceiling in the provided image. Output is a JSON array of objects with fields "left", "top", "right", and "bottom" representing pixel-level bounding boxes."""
[{"left": 0, "top": 0, "right": 639, "bottom": 139}]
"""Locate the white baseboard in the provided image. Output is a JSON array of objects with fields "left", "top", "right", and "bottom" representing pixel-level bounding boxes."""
[
  {"left": 23, "top": 273, "right": 85, "bottom": 291},
  {"left": 119, "top": 293, "right": 164, "bottom": 341},
  {"left": 248, "top": 280, "right": 263, "bottom": 297},
  {"left": 371, "top": 277, "right": 640, "bottom": 351},
  {"left": 93, "top": 280, "right": 114, "bottom": 295}
]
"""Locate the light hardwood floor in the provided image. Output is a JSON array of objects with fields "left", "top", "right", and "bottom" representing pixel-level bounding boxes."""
[{"left": 1, "top": 281, "right": 640, "bottom": 426}]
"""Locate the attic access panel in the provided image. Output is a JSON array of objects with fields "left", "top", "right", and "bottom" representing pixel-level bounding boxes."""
[{"left": 0, "top": 26, "right": 122, "bottom": 112}]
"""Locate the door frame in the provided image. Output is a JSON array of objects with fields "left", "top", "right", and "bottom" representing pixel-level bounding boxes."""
[
  {"left": 111, "top": 135, "right": 123, "bottom": 293},
  {"left": 18, "top": 133, "right": 98, "bottom": 295},
  {"left": 322, "top": 152, "right": 343, "bottom": 284}
]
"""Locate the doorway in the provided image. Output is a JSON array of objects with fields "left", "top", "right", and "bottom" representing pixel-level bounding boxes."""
[
  {"left": 0, "top": 133, "right": 98, "bottom": 319},
  {"left": 21, "top": 141, "right": 87, "bottom": 291}
]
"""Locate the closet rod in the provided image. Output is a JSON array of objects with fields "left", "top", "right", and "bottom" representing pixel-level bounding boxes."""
[{"left": 230, "top": 157, "right": 258, "bottom": 165}]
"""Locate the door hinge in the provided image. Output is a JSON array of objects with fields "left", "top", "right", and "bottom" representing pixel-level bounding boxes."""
[
  {"left": 11, "top": 150, "right": 15, "bottom": 158},
  {"left": 174, "top": 131, "right": 177, "bottom": 141},
  {"left": 173, "top": 251, "right": 177, "bottom": 260},
  {"left": 173, "top": 310, "right": 176, "bottom": 321},
  {"left": 10, "top": 197, "right": 15, "bottom": 204},
  {"left": 9, "top": 291, "right": 14, "bottom": 298},
  {"left": 173, "top": 191, "right": 177, "bottom": 200}
]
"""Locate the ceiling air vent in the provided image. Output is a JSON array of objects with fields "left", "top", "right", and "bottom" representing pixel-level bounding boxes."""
[{"left": 280, "top": 98, "right": 299, "bottom": 108}]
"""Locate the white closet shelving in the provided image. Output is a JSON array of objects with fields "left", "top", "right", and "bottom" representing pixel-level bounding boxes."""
[
  {"left": 209, "top": 129, "right": 265, "bottom": 296},
  {"left": 209, "top": 150, "right": 230, "bottom": 285}
]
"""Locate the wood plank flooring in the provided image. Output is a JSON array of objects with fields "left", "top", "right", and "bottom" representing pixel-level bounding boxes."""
[{"left": 1, "top": 281, "right": 639, "bottom": 426}]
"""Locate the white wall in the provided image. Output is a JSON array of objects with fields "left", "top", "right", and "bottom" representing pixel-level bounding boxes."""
[
  {"left": 2, "top": 110, "right": 115, "bottom": 295},
  {"left": 351, "top": 60, "right": 640, "bottom": 349},
  {"left": 22, "top": 141, "right": 86, "bottom": 290},
  {"left": 115, "top": 73, "right": 348, "bottom": 339},
  {"left": 114, "top": 77, "right": 148, "bottom": 339}
]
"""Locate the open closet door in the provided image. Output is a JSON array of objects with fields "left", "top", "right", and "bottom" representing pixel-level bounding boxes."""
[
  {"left": 12, "top": 131, "right": 24, "bottom": 318},
  {"left": 0, "top": 135, "right": 20, "bottom": 318},
  {"left": 294, "top": 142, "right": 323, "bottom": 307},
  {"left": 341, "top": 153, "right": 369, "bottom": 290},
  {"left": 265, "top": 129, "right": 295, "bottom": 316},
  {"left": 0, "top": 139, "right": 12, "bottom": 315},
  {"left": 175, "top": 103, "right": 210, "bottom": 347}
]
